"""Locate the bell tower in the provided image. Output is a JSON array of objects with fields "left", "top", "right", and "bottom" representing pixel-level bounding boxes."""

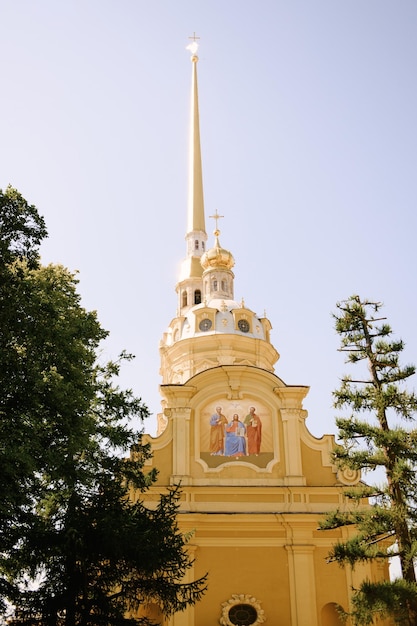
[{"left": 141, "top": 40, "right": 392, "bottom": 626}]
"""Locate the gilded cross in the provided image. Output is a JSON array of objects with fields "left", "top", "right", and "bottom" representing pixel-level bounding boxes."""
[
  {"left": 186, "top": 32, "right": 200, "bottom": 56},
  {"left": 209, "top": 210, "right": 224, "bottom": 232}
]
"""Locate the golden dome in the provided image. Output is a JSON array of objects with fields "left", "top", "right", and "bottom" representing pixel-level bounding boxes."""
[{"left": 201, "top": 230, "right": 235, "bottom": 271}]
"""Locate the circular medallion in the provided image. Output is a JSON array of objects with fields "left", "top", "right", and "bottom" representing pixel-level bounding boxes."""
[
  {"left": 220, "top": 594, "right": 265, "bottom": 626},
  {"left": 199, "top": 318, "right": 212, "bottom": 332},
  {"left": 238, "top": 319, "right": 250, "bottom": 333}
]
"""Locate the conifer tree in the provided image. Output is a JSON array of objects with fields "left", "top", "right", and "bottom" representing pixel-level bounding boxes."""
[
  {"left": 0, "top": 187, "right": 207, "bottom": 625},
  {"left": 320, "top": 295, "right": 417, "bottom": 625}
]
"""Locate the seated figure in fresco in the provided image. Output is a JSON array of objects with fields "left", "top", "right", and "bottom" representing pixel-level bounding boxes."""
[
  {"left": 224, "top": 414, "right": 246, "bottom": 457},
  {"left": 209, "top": 406, "right": 228, "bottom": 455},
  {"left": 244, "top": 406, "right": 262, "bottom": 455}
]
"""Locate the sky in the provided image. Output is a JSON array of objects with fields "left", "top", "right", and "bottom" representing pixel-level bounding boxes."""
[{"left": 1, "top": 1, "right": 417, "bottom": 439}]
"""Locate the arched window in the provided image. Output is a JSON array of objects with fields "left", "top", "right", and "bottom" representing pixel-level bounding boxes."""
[
  {"left": 221, "top": 280, "right": 226, "bottom": 291},
  {"left": 229, "top": 604, "right": 257, "bottom": 626},
  {"left": 195, "top": 240, "right": 199, "bottom": 250},
  {"left": 194, "top": 290, "right": 202, "bottom": 304},
  {"left": 182, "top": 291, "right": 187, "bottom": 307},
  {"left": 212, "top": 279, "right": 218, "bottom": 291},
  {"left": 321, "top": 603, "right": 342, "bottom": 626},
  {"left": 202, "top": 241, "right": 205, "bottom": 251}
]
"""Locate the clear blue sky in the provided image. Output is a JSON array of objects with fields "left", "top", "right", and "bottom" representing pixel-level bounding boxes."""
[{"left": 1, "top": 1, "right": 416, "bottom": 438}]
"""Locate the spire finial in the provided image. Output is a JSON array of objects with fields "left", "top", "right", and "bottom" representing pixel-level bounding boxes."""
[
  {"left": 209, "top": 210, "right": 224, "bottom": 236},
  {"left": 186, "top": 32, "right": 200, "bottom": 59}
]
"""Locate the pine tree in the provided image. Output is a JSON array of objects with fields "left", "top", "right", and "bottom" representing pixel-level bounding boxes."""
[
  {"left": 0, "top": 187, "right": 207, "bottom": 625},
  {"left": 320, "top": 295, "right": 417, "bottom": 626}
]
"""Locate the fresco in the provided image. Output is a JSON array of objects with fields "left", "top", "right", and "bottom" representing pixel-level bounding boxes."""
[{"left": 199, "top": 400, "right": 274, "bottom": 468}]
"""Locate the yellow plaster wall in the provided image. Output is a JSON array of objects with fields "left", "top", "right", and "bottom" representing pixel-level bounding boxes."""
[
  {"left": 194, "top": 546, "right": 291, "bottom": 626},
  {"left": 143, "top": 437, "right": 173, "bottom": 484},
  {"left": 300, "top": 441, "right": 336, "bottom": 485},
  {"left": 314, "top": 548, "right": 349, "bottom": 612}
]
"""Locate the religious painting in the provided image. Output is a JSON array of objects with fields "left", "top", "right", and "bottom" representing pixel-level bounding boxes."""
[{"left": 199, "top": 399, "right": 274, "bottom": 469}]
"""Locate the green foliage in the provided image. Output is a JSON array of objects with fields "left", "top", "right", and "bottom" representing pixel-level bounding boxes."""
[
  {"left": 320, "top": 295, "right": 417, "bottom": 625},
  {"left": 0, "top": 188, "right": 207, "bottom": 625},
  {"left": 0, "top": 186, "right": 47, "bottom": 265},
  {"left": 343, "top": 579, "right": 417, "bottom": 626}
]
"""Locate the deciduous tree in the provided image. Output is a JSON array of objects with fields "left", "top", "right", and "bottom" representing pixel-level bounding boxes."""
[{"left": 0, "top": 187, "right": 207, "bottom": 625}]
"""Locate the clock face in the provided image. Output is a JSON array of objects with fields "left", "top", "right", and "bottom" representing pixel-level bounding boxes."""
[
  {"left": 238, "top": 319, "right": 250, "bottom": 333},
  {"left": 199, "top": 318, "right": 212, "bottom": 332}
]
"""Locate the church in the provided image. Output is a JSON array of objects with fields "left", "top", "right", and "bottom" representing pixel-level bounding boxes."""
[{"left": 139, "top": 41, "right": 390, "bottom": 626}]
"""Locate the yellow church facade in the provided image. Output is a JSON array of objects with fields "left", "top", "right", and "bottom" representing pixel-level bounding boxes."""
[{"left": 139, "top": 42, "right": 391, "bottom": 626}]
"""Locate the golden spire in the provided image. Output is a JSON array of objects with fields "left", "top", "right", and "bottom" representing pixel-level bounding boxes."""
[
  {"left": 186, "top": 34, "right": 205, "bottom": 234},
  {"left": 177, "top": 37, "right": 208, "bottom": 292}
]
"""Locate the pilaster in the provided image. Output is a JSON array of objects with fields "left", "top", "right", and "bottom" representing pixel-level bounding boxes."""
[
  {"left": 275, "top": 386, "right": 309, "bottom": 485},
  {"left": 168, "top": 406, "right": 192, "bottom": 483},
  {"left": 280, "top": 408, "right": 305, "bottom": 483},
  {"left": 286, "top": 544, "right": 318, "bottom": 626},
  {"left": 168, "top": 545, "right": 197, "bottom": 626}
]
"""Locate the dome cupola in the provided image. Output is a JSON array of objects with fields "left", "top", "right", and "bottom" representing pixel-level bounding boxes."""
[{"left": 201, "top": 229, "right": 235, "bottom": 271}]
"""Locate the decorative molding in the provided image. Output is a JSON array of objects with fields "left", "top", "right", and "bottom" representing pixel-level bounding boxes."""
[
  {"left": 220, "top": 594, "right": 265, "bottom": 626},
  {"left": 337, "top": 466, "right": 361, "bottom": 485}
]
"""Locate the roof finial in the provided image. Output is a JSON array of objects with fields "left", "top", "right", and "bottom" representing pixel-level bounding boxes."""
[
  {"left": 209, "top": 210, "right": 224, "bottom": 236},
  {"left": 186, "top": 32, "right": 200, "bottom": 60}
]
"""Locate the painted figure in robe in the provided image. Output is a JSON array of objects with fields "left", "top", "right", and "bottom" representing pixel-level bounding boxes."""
[
  {"left": 209, "top": 406, "right": 227, "bottom": 455},
  {"left": 225, "top": 414, "right": 246, "bottom": 457},
  {"left": 244, "top": 406, "right": 262, "bottom": 455}
]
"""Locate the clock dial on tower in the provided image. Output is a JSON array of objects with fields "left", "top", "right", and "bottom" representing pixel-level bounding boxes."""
[
  {"left": 199, "top": 318, "right": 212, "bottom": 332},
  {"left": 238, "top": 319, "right": 250, "bottom": 333}
]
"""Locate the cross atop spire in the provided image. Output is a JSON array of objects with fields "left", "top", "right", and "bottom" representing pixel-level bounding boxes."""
[
  {"left": 209, "top": 210, "right": 224, "bottom": 234},
  {"left": 186, "top": 32, "right": 200, "bottom": 57}
]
